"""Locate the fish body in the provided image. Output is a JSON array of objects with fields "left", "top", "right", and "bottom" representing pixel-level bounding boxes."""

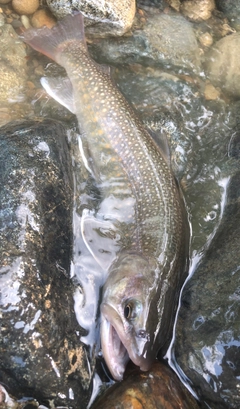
[{"left": 23, "top": 14, "right": 189, "bottom": 380}]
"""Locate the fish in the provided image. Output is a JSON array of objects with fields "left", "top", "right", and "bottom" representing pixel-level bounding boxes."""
[{"left": 22, "top": 13, "right": 189, "bottom": 381}]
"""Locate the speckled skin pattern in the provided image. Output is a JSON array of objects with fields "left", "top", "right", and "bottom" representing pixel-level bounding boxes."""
[
  {"left": 23, "top": 13, "right": 189, "bottom": 376},
  {"left": 58, "top": 39, "right": 183, "bottom": 258},
  {"left": 57, "top": 32, "right": 189, "bottom": 367}
]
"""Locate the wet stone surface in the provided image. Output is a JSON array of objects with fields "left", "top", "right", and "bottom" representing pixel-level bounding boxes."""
[
  {"left": 174, "top": 123, "right": 240, "bottom": 409},
  {"left": 215, "top": 0, "right": 240, "bottom": 31},
  {"left": 89, "top": 11, "right": 201, "bottom": 74},
  {"left": 91, "top": 361, "right": 200, "bottom": 409},
  {"left": 0, "top": 119, "right": 93, "bottom": 408},
  {"left": 0, "top": 19, "right": 27, "bottom": 104},
  {"left": 46, "top": 0, "right": 136, "bottom": 36},
  {"left": 205, "top": 33, "right": 240, "bottom": 98}
]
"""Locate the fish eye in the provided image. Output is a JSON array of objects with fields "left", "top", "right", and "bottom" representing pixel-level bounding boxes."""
[
  {"left": 123, "top": 300, "right": 141, "bottom": 320},
  {"left": 124, "top": 304, "right": 132, "bottom": 319}
]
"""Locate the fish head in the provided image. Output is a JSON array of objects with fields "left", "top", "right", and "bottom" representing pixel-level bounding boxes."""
[{"left": 100, "top": 252, "right": 160, "bottom": 380}]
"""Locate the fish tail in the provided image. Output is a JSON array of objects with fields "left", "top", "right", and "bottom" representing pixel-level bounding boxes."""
[{"left": 22, "top": 13, "right": 86, "bottom": 61}]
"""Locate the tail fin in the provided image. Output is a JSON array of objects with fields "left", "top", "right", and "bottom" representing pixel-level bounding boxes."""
[{"left": 22, "top": 13, "right": 86, "bottom": 61}]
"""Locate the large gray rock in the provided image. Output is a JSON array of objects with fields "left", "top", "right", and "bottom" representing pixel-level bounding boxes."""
[
  {"left": 89, "top": 12, "right": 201, "bottom": 74},
  {"left": 46, "top": 0, "right": 135, "bottom": 36},
  {"left": 0, "top": 21, "right": 27, "bottom": 104},
  {"left": 215, "top": 0, "right": 240, "bottom": 31},
  {"left": 205, "top": 33, "right": 240, "bottom": 98},
  {"left": 174, "top": 127, "right": 240, "bottom": 408},
  {"left": 0, "top": 119, "right": 93, "bottom": 409}
]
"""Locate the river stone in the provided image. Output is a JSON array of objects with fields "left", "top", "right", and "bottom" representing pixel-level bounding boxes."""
[
  {"left": 180, "top": 0, "right": 215, "bottom": 21},
  {"left": 46, "top": 0, "right": 135, "bottom": 36},
  {"left": 91, "top": 361, "right": 200, "bottom": 409},
  {"left": 205, "top": 33, "right": 240, "bottom": 98},
  {"left": 0, "top": 119, "right": 93, "bottom": 409},
  {"left": 89, "top": 12, "right": 201, "bottom": 74},
  {"left": 215, "top": 0, "right": 240, "bottom": 31},
  {"left": 0, "top": 22, "right": 27, "bottom": 104},
  {"left": 174, "top": 127, "right": 240, "bottom": 408},
  {"left": 137, "top": 0, "right": 169, "bottom": 10}
]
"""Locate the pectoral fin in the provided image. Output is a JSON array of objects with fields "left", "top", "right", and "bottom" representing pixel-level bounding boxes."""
[
  {"left": 146, "top": 126, "right": 171, "bottom": 166},
  {"left": 41, "top": 76, "right": 76, "bottom": 113},
  {"left": 81, "top": 209, "right": 120, "bottom": 271}
]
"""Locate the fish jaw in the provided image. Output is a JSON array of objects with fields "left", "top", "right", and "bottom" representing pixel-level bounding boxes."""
[
  {"left": 101, "top": 301, "right": 153, "bottom": 380},
  {"left": 100, "top": 307, "right": 129, "bottom": 381}
]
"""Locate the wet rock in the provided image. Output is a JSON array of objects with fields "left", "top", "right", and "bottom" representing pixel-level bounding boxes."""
[
  {"left": 12, "top": 0, "right": 39, "bottom": 15},
  {"left": 89, "top": 12, "right": 201, "bottom": 74},
  {"left": 0, "top": 385, "right": 18, "bottom": 409},
  {"left": 166, "top": 0, "right": 181, "bottom": 12},
  {"left": 205, "top": 33, "right": 240, "bottom": 98},
  {"left": 204, "top": 82, "right": 220, "bottom": 100},
  {"left": 21, "top": 15, "right": 32, "bottom": 29},
  {"left": 31, "top": 8, "right": 57, "bottom": 28},
  {"left": 46, "top": 0, "right": 135, "bottom": 36},
  {"left": 174, "top": 116, "right": 240, "bottom": 408},
  {"left": 137, "top": 0, "right": 169, "bottom": 10},
  {"left": 0, "top": 119, "right": 93, "bottom": 409},
  {"left": 215, "top": 0, "right": 240, "bottom": 31},
  {"left": 0, "top": 21, "right": 27, "bottom": 107},
  {"left": 180, "top": 0, "right": 215, "bottom": 21},
  {"left": 0, "top": 14, "right": 4, "bottom": 25},
  {"left": 198, "top": 32, "right": 213, "bottom": 47},
  {"left": 91, "top": 361, "right": 200, "bottom": 409}
]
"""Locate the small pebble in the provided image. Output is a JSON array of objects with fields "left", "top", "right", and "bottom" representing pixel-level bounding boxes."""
[
  {"left": 180, "top": 0, "right": 215, "bottom": 21},
  {"left": 204, "top": 82, "right": 220, "bottom": 100},
  {"left": 26, "top": 81, "right": 36, "bottom": 89},
  {"left": 12, "top": 0, "right": 39, "bottom": 15},
  {"left": 0, "top": 13, "right": 5, "bottom": 26},
  {"left": 166, "top": 0, "right": 181, "bottom": 12},
  {"left": 31, "top": 9, "right": 56, "bottom": 29},
  {"left": 11, "top": 18, "right": 23, "bottom": 29},
  {"left": 5, "top": 8, "right": 12, "bottom": 15},
  {"left": 34, "top": 65, "right": 45, "bottom": 76},
  {"left": 21, "top": 15, "right": 31, "bottom": 29},
  {"left": 199, "top": 32, "right": 213, "bottom": 47},
  {"left": 11, "top": 12, "right": 19, "bottom": 18}
]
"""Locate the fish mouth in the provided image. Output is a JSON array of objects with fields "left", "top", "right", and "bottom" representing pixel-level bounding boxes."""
[
  {"left": 101, "top": 303, "right": 150, "bottom": 380},
  {"left": 101, "top": 312, "right": 130, "bottom": 381}
]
